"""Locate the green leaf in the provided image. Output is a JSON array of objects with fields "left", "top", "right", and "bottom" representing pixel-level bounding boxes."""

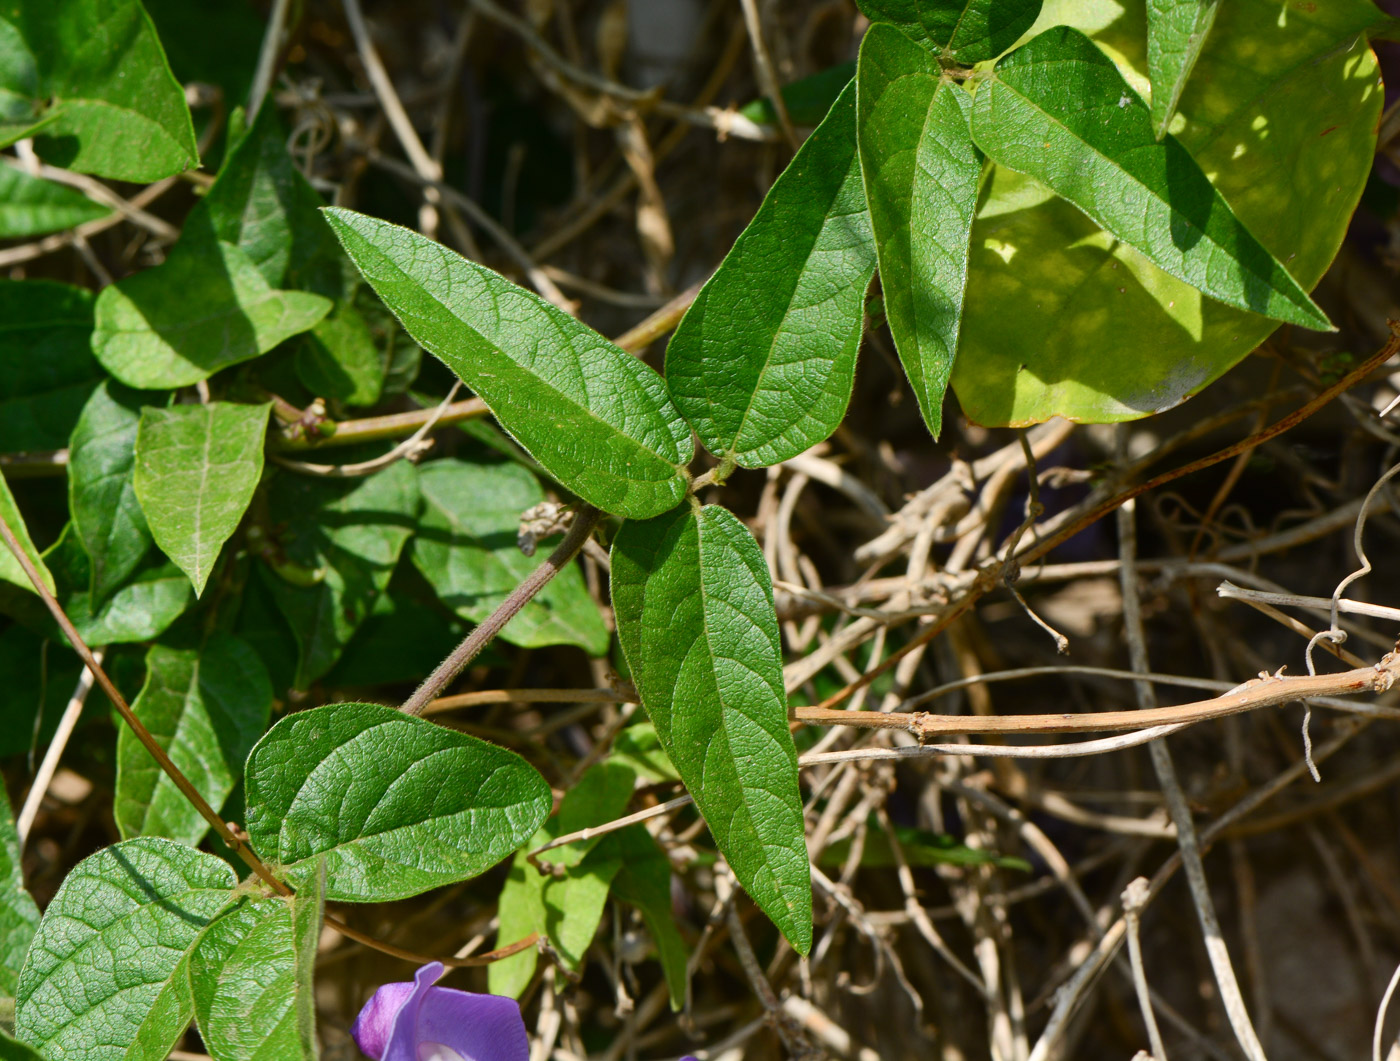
[
  {"left": 45, "top": 525, "right": 193, "bottom": 646},
  {"left": 490, "top": 762, "right": 637, "bottom": 997},
  {"left": 0, "top": 279, "right": 99, "bottom": 454},
  {"left": 92, "top": 241, "right": 331, "bottom": 390},
  {"left": 190, "top": 867, "right": 322, "bottom": 1061},
  {"left": 609, "top": 722, "right": 680, "bottom": 784},
  {"left": 193, "top": 102, "right": 344, "bottom": 294},
  {"left": 856, "top": 25, "right": 980, "bottom": 438},
  {"left": 818, "top": 823, "right": 1031, "bottom": 871},
  {"left": 0, "top": 0, "right": 198, "bottom": 181},
  {"left": 321, "top": 583, "right": 470, "bottom": 688},
  {"left": 67, "top": 381, "right": 152, "bottom": 605},
  {"left": 609, "top": 825, "right": 688, "bottom": 1010},
  {"left": 0, "top": 624, "right": 83, "bottom": 758},
  {"left": 666, "top": 82, "right": 874, "bottom": 469},
  {"left": 322, "top": 208, "right": 693, "bottom": 519},
  {"left": 134, "top": 402, "right": 272, "bottom": 597},
  {"left": 243, "top": 702, "right": 552, "bottom": 902},
  {"left": 967, "top": 25, "right": 1329, "bottom": 331},
  {"left": 856, "top": 0, "right": 1042, "bottom": 62},
  {"left": 1146, "top": 0, "right": 1219, "bottom": 139},
  {"left": 611, "top": 504, "right": 811, "bottom": 953},
  {"left": 0, "top": 165, "right": 107, "bottom": 238},
  {"left": 738, "top": 61, "right": 854, "bottom": 126},
  {"left": 294, "top": 301, "right": 385, "bottom": 408},
  {"left": 115, "top": 635, "right": 272, "bottom": 846},
  {"left": 14, "top": 838, "right": 236, "bottom": 1061},
  {"left": 952, "top": 0, "right": 1382, "bottom": 425},
  {"left": 0, "top": 474, "right": 53, "bottom": 596},
  {"left": 259, "top": 460, "right": 419, "bottom": 688},
  {"left": 0, "top": 783, "right": 40, "bottom": 1000},
  {"left": 0, "top": 1032, "right": 44, "bottom": 1061},
  {"left": 412, "top": 460, "right": 609, "bottom": 655}
]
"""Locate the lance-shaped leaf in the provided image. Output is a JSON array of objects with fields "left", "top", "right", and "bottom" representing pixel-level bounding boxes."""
[
  {"left": 134, "top": 402, "right": 272, "bottom": 596},
  {"left": 0, "top": 279, "right": 99, "bottom": 454},
  {"left": 665, "top": 82, "right": 874, "bottom": 469},
  {"left": 967, "top": 26, "right": 1330, "bottom": 331},
  {"left": 0, "top": 0, "right": 198, "bottom": 181},
  {"left": 323, "top": 208, "right": 692, "bottom": 519},
  {"left": 68, "top": 381, "right": 152, "bottom": 604},
  {"left": 857, "top": 25, "right": 980, "bottom": 439},
  {"left": 115, "top": 635, "right": 273, "bottom": 846},
  {"left": 14, "top": 838, "right": 236, "bottom": 1061},
  {"left": 0, "top": 783, "right": 40, "bottom": 999},
  {"left": 259, "top": 459, "right": 419, "bottom": 689},
  {"left": 92, "top": 240, "right": 331, "bottom": 390},
  {"left": 0, "top": 474, "right": 53, "bottom": 596},
  {"left": 856, "top": 0, "right": 1042, "bottom": 63},
  {"left": 412, "top": 459, "right": 609, "bottom": 655},
  {"left": 0, "top": 165, "right": 108, "bottom": 238},
  {"left": 953, "top": 0, "right": 1382, "bottom": 427},
  {"left": 190, "top": 865, "right": 323, "bottom": 1061},
  {"left": 612, "top": 504, "right": 811, "bottom": 953},
  {"left": 1147, "top": 0, "right": 1219, "bottom": 139},
  {"left": 243, "top": 702, "right": 552, "bottom": 902}
]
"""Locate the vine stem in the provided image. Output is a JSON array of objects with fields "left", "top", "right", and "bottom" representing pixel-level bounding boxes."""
[
  {"left": 0, "top": 510, "right": 290, "bottom": 896},
  {"left": 400, "top": 504, "right": 603, "bottom": 716}
]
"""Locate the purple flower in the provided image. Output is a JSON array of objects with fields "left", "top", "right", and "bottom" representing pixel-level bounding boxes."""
[{"left": 351, "top": 962, "right": 529, "bottom": 1061}]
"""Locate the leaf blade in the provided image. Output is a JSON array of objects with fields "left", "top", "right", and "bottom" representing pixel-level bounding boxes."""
[
  {"left": 323, "top": 208, "right": 693, "bottom": 518},
  {"left": 611, "top": 504, "right": 811, "bottom": 953},
  {"left": 133, "top": 402, "right": 272, "bottom": 596},
  {"left": 243, "top": 702, "right": 553, "bottom": 902},
  {"left": 0, "top": 783, "right": 40, "bottom": 1000},
  {"left": 1147, "top": 0, "right": 1219, "bottom": 138},
  {"left": 14, "top": 838, "right": 236, "bottom": 1061},
  {"left": 665, "top": 80, "right": 875, "bottom": 468},
  {"left": 114, "top": 635, "right": 273, "bottom": 846},
  {"left": 857, "top": 25, "right": 980, "bottom": 438},
  {"left": 967, "top": 25, "right": 1331, "bottom": 330},
  {"left": 0, "top": 165, "right": 108, "bottom": 238}
]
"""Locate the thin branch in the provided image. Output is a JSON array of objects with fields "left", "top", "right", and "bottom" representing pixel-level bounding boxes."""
[
  {"left": 16, "top": 651, "right": 102, "bottom": 847},
  {"left": 737, "top": 0, "right": 798, "bottom": 149},
  {"left": 400, "top": 506, "right": 603, "bottom": 715},
  {"left": 247, "top": 0, "right": 293, "bottom": 120},
  {"left": 272, "top": 382, "right": 460, "bottom": 477}
]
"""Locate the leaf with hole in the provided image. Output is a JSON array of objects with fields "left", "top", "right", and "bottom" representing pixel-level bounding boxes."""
[
  {"left": 67, "top": 381, "right": 152, "bottom": 605},
  {"left": 92, "top": 240, "right": 331, "bottom": 390},
  {"left": 0, "top": 279, "right": 99, "bottom": 454},
  {"left": 666, "top": 81, "right": 874, "bottom": 468},
  {"left": 967, "top": 26, "right": 1328, "bottom": 331},
  {"left": 857, "top": 24, "right": 980, "bottom": 438},
  {"left": 412, "top": 459, "right": 609, "bottom": 655},
  {"left": 0, "top": 0, "right": 198, "bottom": 181},
  {"left": 258, "top": 458, "right": 419, "bottom": 688},
  {"left": 114, "top": 635, "right": 272, "bottom": 847},
  {"left": 323, "top": 208, "right": 693, "bottom": 518},
  {"left": 14, "top": 838, "right": 236, "bottom": 1061},
  {"left": 612, "top": 503, "right": 811, "bottom": 953},
  {"left": 134, "top": 401, "right": 272, "bottom": 597},
  {"left": 243, "top": 702, "right": 553, "bottom": 902},
  {"left": 952, "top": 0, "right": 1383, "bottom": 425},
  {"left": 189, "top": 864, "right": 323, "bottom": 1061}
]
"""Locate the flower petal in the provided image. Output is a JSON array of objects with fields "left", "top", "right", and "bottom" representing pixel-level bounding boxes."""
[
  {"left": 351, "top": 979, "right": 418, "bottom": 1061},
  {"left": 416, "top": 981, "right": 530, "bottom": 1061},
  {"left": 380, "top": 963, "right": 448, "bottom": 1061}
]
